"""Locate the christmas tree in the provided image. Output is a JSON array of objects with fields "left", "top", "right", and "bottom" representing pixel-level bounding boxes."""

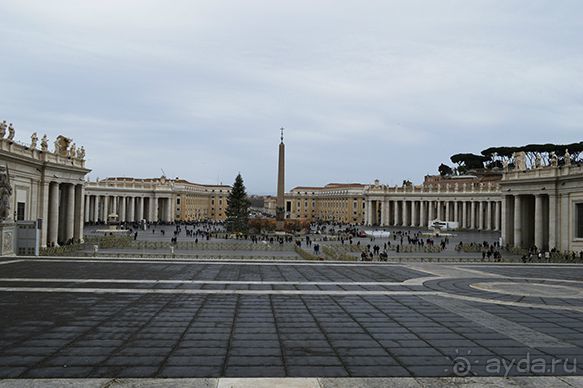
[{"left": 225, "top": 173, "right": 251, "bottom": 233}]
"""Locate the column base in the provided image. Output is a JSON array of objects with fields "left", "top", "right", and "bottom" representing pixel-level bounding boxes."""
[{"left": 0, "top": 222, "right": 16, "bottom": 256}]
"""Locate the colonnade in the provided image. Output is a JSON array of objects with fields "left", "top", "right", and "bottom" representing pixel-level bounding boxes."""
[
  {"left": 501, "top": 193, "right": 556, "bottom": 250},
  {"left": 366, "top": 198, "right": 502, "bottom": 231},
  {"left": 84, "top": 195, "right": 173, "bottom": 223},
  {"left": 45, "top": 182, "right": 85, "bottom": 247}
]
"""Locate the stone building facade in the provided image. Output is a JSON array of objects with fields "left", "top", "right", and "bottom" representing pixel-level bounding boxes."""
[
  {"left": 84, "top": 177, "right": 230, "bottom": 224},
  {"left": 283, "top": 179, "right": 502, "bottom": 231},
  {"left": 0, "top": 122, "right": 90, "bottom": 247},
  {"left": 500, "top": 159, "right": 583, "bottom": 253},
  {"left": 285, "top": 183, "right": 367, "bottom": 224},
  {"left": 364, "top": 179, "right": 502, "bottom": 231},
  {"left": 175, "top": 181, "right": 230, "bottom": 222}
]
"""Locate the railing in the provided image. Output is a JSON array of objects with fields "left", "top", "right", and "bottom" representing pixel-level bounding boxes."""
[
  {"left": 82, "top": 252, "right": 303, "bottom": 261},
  {"left": 0, "top": 138, "right": 86, "bottom": 169},
  {"left": 366, "top": 183, "right": 501, "bottom": 195},
  {"left": 502, "top": 164, "right": 583, "bottom": 181},
  {"left": 40, "top": 243, "right": 86, "bottom": 256},
  {"left": 83, "top": 236, "right": 294, "bottom": 251}
]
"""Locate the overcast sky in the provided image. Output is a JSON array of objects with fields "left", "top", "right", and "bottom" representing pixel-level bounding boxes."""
[{"left": 1, "top": 1, "right": 582, "bottom": 194}]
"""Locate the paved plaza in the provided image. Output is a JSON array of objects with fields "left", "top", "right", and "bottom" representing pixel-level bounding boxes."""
[
  {"left": 83, "top": 225, "right": 511, "bottom": 262},
  {"left": 0, "top": 257, "right": 582, "bottom": 381}
]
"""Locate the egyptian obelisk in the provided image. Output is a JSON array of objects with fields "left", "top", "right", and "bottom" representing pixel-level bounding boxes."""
[{"left": 276, "top": 127, "right": 285, "bottom": 231}]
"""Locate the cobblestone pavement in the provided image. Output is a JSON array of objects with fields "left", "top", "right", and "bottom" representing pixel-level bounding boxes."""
[{"left": 0, "top": 257, "right": 582, "bottom": 379}]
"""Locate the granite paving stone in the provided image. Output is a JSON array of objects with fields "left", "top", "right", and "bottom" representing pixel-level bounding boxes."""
[{"left": 1, "top": 259, "right": 582, "bottom": 378}]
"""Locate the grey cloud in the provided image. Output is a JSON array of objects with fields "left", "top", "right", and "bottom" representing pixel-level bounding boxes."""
[{"left": 1, "top": 0, "right": 582, "bottom": 193}]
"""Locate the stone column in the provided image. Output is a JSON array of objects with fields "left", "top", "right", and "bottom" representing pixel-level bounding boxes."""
[
  {"left": 84, "top": 195, "right": 90, "bottom": 223},
  {"left": 37, "top": 182, "right": 50, "bottom": 248},
  {"left": 419, "top": 200, "right": 426, "bottom": 228},
  {"left": 165, "top": 197, "right": 172, "bottom": 222},
  {"left": 486, "top": 201, "right": 492, "bottom": 231},
  {"left": 93, "top": 195, "right": 99, "bottom": 223},
  {"left": 454, "top": 201, "right": 459, "bottom": 224},
  {"left": 470, "top": 202, "right": 476, "bottom": 230},
  {"left": 548, "top": 194, "right": 557, "bottom": 250},
  {"left": 74, "top": 185, "right": 84, "bottom": 242},
  {"left": 462, "top": 201, "right": 467, "bottom": 229},
  {"left": 428, "top": 200, "right": 434, "bottom": 224},
  {"left": 393, "top": 201, "right": 399, "bottom": 226},
  {"left": 103, "top": 196, "right": 109, "bottom": 224},
  {"left": 501, "top": 196, "right": 508, "bottom": 245},
  {"left": 436, "top": 200, "right": 442, "bottom": 221},
  {"left": 377, "top": 201, "right": 382, "bottom": 226},
  {"left": 146, "top": 197, "right": 153, "bottom": 222},
  {"left": 128, "top": 197, "right": 135, "bottom": 222},
  {"left": 382, "top": 201, "right": 387, "bottom": 226},
  {"left": 65, "top": 184, "right": 75, "bottom": 242},
  {"left": 112, "top": 196, "right": 117, "bottom": 216},
  {"left": 411, "top": 201, "right": 417, "bottom": 227},
  {"left": 366, "top": 200, "right": 373, "bottom": 225},
  {"left": 48, "top": 182, "right": 60, "bottom": 246},
  {"left": 534, "top": 194, "right": 544, "bottom": 250},
  {"left": 478, "top": 201, "right": 484, "bottom": 230},
  {"left": 402, "top": 200, "right": 409, "bottom": 226},
  {"left": 137, "top": 197, "right": 144, "bottom": 221},
  {"left": 494, "top": 201, "right": 501, "bottom": 231},
  {"left": 560, "top": 194, "right": 569, "bottom": 250},
  {"left": 119, "top": 196, "right": 126, "bottom": 222},
  {"left": 153, "top": 197, "right": 159, "bottom": 222},
  {"left": 445, "top": 201, "right": 450, "bottom": 222},
  {"left": 514, "top": 195, "right": 522, "bottom": 248}
]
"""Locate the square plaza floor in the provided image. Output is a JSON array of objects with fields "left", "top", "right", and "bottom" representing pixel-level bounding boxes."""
[{"left": 0, "top": 257, "right": 582, "bottom": 378}]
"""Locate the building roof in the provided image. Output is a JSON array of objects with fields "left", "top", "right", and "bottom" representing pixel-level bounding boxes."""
[
  {"left": 291, "top": 186, "right": 324, "bottom": 191},
  {"left": 324, "top": 183, "right": 366, "bottom": 188},
  {"left": 100, "top": 177, "right": 231, "bottom": 188}
]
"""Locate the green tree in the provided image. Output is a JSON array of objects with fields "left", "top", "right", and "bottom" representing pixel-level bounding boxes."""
[
  {"left": 225, "top": 173, "right": 251, "bottom": 233},
  {"left": 438, "top": 163, "right": 453, "bottom": 176},
  {"left": 450, "top": 153, "right": 489, "bottom": 173}
]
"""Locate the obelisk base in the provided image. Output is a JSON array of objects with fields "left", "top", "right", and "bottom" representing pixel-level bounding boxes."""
[{"left": 276, "top": 220, "right": 285, "bottom": 232}]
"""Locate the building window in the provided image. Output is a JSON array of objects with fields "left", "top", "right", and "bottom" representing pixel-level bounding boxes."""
[
  {"left": 16, "top": 202, "right": 25, "bottom": 221},
  {"left": 176, "top": 198, "right": 181, "bottom": 205},
  {"left": 577, "top": 203, "right": 583, "bottom": 238}
]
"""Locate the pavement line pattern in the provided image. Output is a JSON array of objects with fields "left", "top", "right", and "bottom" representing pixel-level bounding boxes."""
[
  {"left": 4, "top": 284, "right": 582, "bottom": 313},
  {"left": 20, "top": 258, "right": 421, "bottom": 268},
  {"left": 0, "top": 277, "right": 410, "bottom": 286},
  {"left": 0, "top": 260, "right": 22, "bottom": 266},
  {"left": 470, "top": 282, "right": 583, "bottom": 298},
  {"left": 406, "top": 263, "right": 503, "bottom": 279},
  {"left": 434, "top": 291, "right": 583, "bottom": 313},
  {"left": 0, "top": 377, "right": 582, "bottom": 387},
  {"left": 2, "top": 284, "right": 582, "bottom": 314},
  {"left": 422, "top": 295, "right": 576, "bottom": 348},
  {"left": 450, "top": 265, "right": 510, "bottom": 278},
  {"left": 0, "top": 286, "right": 442, "bottom": 296}
]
